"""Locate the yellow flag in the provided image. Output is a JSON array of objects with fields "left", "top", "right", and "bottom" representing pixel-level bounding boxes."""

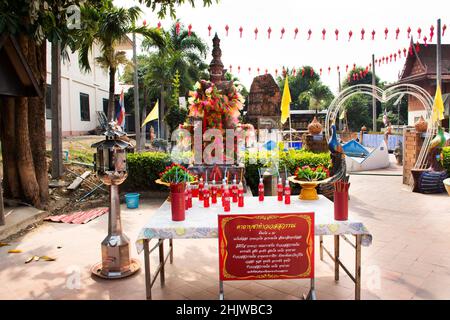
[
  {"left": 280, "top": 77, "right": 291, "bottom": 124},
  {"left": 432, "top": 84, "right": 445, "bottom": 122},
  {"left": 339, "top": 108, "right": 346, "bottom": 120},
  {"left": 141, "top": 101, "right": 159, "bottom": 127}
]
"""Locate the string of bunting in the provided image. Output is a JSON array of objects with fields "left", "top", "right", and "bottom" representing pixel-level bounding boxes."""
[
  {"left": 144, "top": 20, "right": 448, "bottom": 42},
  {"left": 225, "top": 39, "right": 425, "bottom": 80}
]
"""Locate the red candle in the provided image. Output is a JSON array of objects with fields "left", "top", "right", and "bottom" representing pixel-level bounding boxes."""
[
  {"left": 221, "top": 179, "right": 226, "bottom": 207},
  {"left": 231, "top": 177, "right": 238, "bottom": 203},
  {"left": 211, "top": 180, "right": 218, "bottom": 204},
  {"left": 284, "top": 180, "right": 291, "bottom": 205},
  {"left": 198, "top": 177, "right": 204, "bottom": 201},
  {"left": 277, "top": 177, "right": 283, "bottom": 201},
  {"left": 203, "top": 182, "right": 210, "bottom": 208},
  {"left": 238, "top": 182, "right": 244, "bottom": 207},
  {"left": 258, "top": 178, "right": 264, "bottom": 202},
  {"left": 187, "top": 183, "right": 192, "bottom": 208},
  {"left": 223, "top": 186, "right": 230, "bottom": 212}
]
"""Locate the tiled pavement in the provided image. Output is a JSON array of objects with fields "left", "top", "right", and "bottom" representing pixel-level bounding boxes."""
[{"left": 0, "top": 174, "right": 449, "bottom": 300}]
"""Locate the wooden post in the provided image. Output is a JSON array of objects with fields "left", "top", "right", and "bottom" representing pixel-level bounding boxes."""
[
  {"left": 133, "top": 33, "right": 141, "bottom": 152},
  {"left": 372, "top": 54, "right": 377, "bottom": 132},
  {"left": 0, "top": 182, "right": 4, "bottom": 226},
  {"left": 437, "top": 19, "right": 442, "bottom": 90},
  {"left": 51, "top": 40, "right": 64, "bottom": 179}
]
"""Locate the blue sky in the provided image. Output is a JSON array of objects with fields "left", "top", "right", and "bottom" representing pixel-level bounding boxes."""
[{"left": 116, "top": 0, "right": 448, "bottom": 93}]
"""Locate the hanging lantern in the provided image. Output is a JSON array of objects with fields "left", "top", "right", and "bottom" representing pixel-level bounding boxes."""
[
  {"left": 348, "top": 30, "right": 353, "bottom": 41},
  {"left": 386, "top": 56, "right": 389, "bottom": 64},
  {"left": 443, "top": 24, "right": 447, "bottom": 37},
  {"left": 267, "top": 27, "right": 272, "bottom": 39},
  {"left": 396, "top": 27, "right": 400, "bottom": 39},
  {"left": 423, "top": 36, "right": 428, "bottom": 47},
  {"left": 308, "top": 29, "right": 312, "bottom": 40},
  {"left": 430, "top": 25, "right": 435, "bottom": 42},
  {"left": 328, "top": 66, "right": 331, "bottom": 74},
  {"left": 398, "top": 49, "right": 402, "bottom": 57},
  {"left": 294, "top": 27, "right": 299, "bottom": 39},
  {"left": 239, "top": 26, "right": 243, "bottom": 38},
  {"left": 353, "top": 63, "right": 356, "bottom": 70},
  {"left": 281, "top": 27, "right": 285, "bottom": 39},
  {"left": 394, "top": 53, "right": 397, "bottom": 61},
  {"left": 320, "top": 68, "right": 323, "bottom": 75},
  {"left": 322, "top": 28, "right": 326, "bottom": 40},
  {"left": 302, "top": 68, "right": 305, "bottom": 77},
  {"left": 378, "top": 59, "right": 381, "bottom": 67},
  {"left": 417, "top": 27, "right": 422, "bottom": 39},
  {"left": 389, "top": 54, "right": 393, "bottom": 62},
  {"left": 142, "top": 20, "right": 147, "bottom": 26},
  {"left": 361, "top": 28, "right": 365, "bottom": 40},
  {"left": 275, "top": 69, "right": 278, "bottom": 77},
  {"left": 407, "top": 26, "right": 411, "bottom": 38},
  {"left": 229, "top": 65, "right": 232, "bottom": 73},
  {"left": 254, "top": 27, "right": 258, "bottom": 40},
  {"left": 310, "top": 68, "right": 314, "bottom": 77},
  {"left": 175, "top": 22, "right": 180, "bottom": 35},
  {"left": 337, "top": 65, "right": 340, "bottom": 72},
  {"left": 265, "top": 69, "right": 268, "bottom": 75},
  {"left": 157, "top": 21, "right": 161, "bottom": 29},
  {"left": 415, "top": 41, "right": 420, "bottom": 53},
  {"left": 382, "top": 57, "right": 385, "bottom": 64},
  {"left": 371, "top": 30, "right": 376, "bottom": 40},
  {"left": 225, "top": 24, "right": 229, "bottom": 36},
  {"left": 208, "top": 25, "right": 212, "bottom": 36},
  {"left": 188, "top": 24, "right": 192, "bottom": 36},
  {"left": 375, "top": 59, "right": 378, "bottom": 65},
  {"left": 384, "top": 27, "right": 389, "bottom": 40},
  {"left": 335, "top": 29, "right": 339, "bottom": 40},
  {"left": 346, "top": 64, "right": 349, "bottom": 72},
  {"left": 257, "top": 67, "right": 260, "bottom": 75},
  {"left": 403, "top": 47, "right": 407, "bottom": 57},
  {"left": 248, "top": 67, "right": 251, "bottom": 74},
  {"left": 238, "top": 65, "right": 241, "bottom": 73}
]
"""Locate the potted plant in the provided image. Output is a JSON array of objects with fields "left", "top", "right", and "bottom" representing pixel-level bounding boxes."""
[
  {"left": 156, "top": 164, "right": 196, "bottom": 221},
  {"left": 289, "top": 165, "right": 330, "bottom": 200}
]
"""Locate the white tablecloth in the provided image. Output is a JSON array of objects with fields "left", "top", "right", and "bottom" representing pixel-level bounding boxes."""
[{"left": 136, "top": 195, "right": 372, "bottom": 253}]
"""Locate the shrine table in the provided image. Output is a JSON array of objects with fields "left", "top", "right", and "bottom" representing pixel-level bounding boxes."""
[{"left": 136, "top": 196, "right": 372, "bottom": 300}]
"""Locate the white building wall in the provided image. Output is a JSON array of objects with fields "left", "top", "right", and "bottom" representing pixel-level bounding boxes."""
[
  {"left": 408, "top": 110, "right": 428, "bottom": 127},
  {"left": 45, "top": 41, "right": 110, "bottom": 137}
]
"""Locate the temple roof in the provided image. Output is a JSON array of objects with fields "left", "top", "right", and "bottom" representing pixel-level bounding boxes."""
[{"left": 398, "top": 42, "right": 450, "bottom": 84}]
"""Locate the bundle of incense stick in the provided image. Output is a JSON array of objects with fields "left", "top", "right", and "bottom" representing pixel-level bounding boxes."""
[{"left": 334, "top": 180, "right": 350, "bottom": 192}]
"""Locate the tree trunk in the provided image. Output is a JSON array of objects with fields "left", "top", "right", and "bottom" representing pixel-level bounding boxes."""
[
  {"left": 140, "top": 86, "right": 147, "bottom": 150},
  {"left": 160, "top": 85, "right": 166, "bottom": 140},
  {"left": 15, "top": 96, "right": 41, "bottom": 208},
  {"left": 0, "top": 97, "right": 21, "bottom": 199},
  {"left": 51, "top": 40, "right": 64, "bottom": 179},
  {"left": 108, "top": 67, "right": 116, "bottom": 121},
  {"left": 28, "top": 38, "right": 49, "bottom": 206}
]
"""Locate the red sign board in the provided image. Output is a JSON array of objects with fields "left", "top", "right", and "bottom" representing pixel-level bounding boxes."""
[{"left": 218, "top": 213, "right": 314, "bottom": 281}]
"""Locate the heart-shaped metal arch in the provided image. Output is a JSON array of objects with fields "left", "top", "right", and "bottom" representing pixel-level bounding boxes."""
[{"left": 325, "top": 84, "right": 437, "bottom": 182}]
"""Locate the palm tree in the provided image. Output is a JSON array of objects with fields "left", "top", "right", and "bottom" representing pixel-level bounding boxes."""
[
  {"left": 300, "top": 81, "right": 334, "bottom": 115},
  {"left": 142, "top": 22, "right": 208, "bottom": 95},
  {"left": 75, "top": 3, "right": 165, "bottom": 121},
  {"left": 141, "top": 22, "right": 209, "bottom": 137}
]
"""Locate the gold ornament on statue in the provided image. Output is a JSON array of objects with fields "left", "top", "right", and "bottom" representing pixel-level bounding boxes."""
[{"left": 414, "top": 116, "right": 428, "bottom": 133}]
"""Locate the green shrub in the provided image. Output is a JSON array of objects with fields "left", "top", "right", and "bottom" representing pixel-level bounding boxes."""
[
  {"left": 443, "top": 146, "right": 450, "bottom": 173},
  {"left": 244, "top": 150, "right": 331, "bottom": 195},
  {"left": 124, "top": 152, "right": 172, "bottom": 191}
]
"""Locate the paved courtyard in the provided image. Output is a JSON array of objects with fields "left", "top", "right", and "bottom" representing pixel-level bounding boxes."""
[{"left": 0, "top": 173, "right": 449, "bottom": 300}]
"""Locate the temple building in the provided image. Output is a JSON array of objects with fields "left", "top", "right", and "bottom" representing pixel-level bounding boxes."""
[{"left": 396, "top": 43, "right": 450, "bottom": 129}]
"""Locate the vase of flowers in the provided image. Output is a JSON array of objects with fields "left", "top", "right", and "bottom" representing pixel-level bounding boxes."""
[
  {"left": 289, "top": 165, "right": 330, "bottom": 200},
  {"left": 157, "top": 164, "right": 195, "bottom": 221}
]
